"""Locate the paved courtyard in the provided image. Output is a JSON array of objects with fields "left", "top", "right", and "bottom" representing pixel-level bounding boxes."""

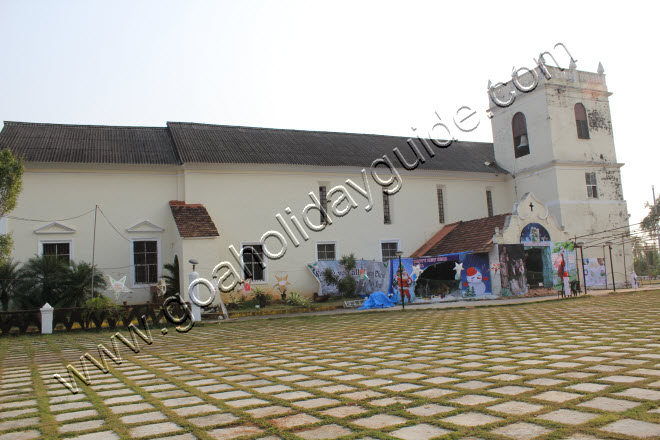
[{"left": 1, "top": 291, "right": 659, "bottom": 440}]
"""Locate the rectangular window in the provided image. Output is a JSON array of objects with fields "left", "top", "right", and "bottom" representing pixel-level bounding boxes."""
[
  {"left": 586, "top": 172, "right": 599, "bottom": 199},
  {"left": 577, "top": 120, "right": 589, "bottom": 139},
  {"left": 381, "top": 241, "right": 399, "bottom": 262},
  {"left": 316, "top": 243, "right": 336, "bottom": 261},
  {"left": 133, "top": 240, "right": 158, "bottom": 284},
  {"left": 242, "top": 244, "right": 265, "bottom": 282},
  {"left": 319, "top": 186, "right": 328, "bottom": 225},
  {"left": 437, "top": 187, "right": 445, "bottom": 223},
  {"left": 43, "top": 242, "right": 70, "bottom": 263},
  {"left": 383, "top": 191, "right": 391, "bottom": 224},
  {"left": 486, "top": 190, "right": 494, "bottom": 217}
]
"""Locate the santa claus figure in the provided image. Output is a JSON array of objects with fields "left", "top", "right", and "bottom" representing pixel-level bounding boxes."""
[{"left": 392, "top": 265, "right": 413, "bottom": 303}]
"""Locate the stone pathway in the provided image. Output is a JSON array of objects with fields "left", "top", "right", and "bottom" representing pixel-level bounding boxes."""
[{"left": 0, "top": 291, "right": 659, "bottom": 439}]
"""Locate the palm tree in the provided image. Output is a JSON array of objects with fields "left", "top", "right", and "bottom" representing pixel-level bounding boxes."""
[
  {"left": 62, "top": 261, "right": 107, "bottom": 307},
  {"left": 0, "top": 259, "right": 20, "bottom": 310},
  {"left": 161, "top": 255, "right": 180, "bottom": 299},
  {"left": 16, "top": 255, "right": 68, "bottom": 309}
]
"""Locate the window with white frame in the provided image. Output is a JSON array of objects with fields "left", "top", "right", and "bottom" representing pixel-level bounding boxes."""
[
  {"left": 381, "top": 241, "right": 399, "bottom": 262},
  {"left": 133, "top": 240, "right": 158, "bottom": 285},
  {"left": 316, "top": 242, "right": 336, "bottom": 261},
  {"left": 42, "top": 241, "right": 71, "bottom": 263},
  {"left": 242, "top": 244, "right": 266, "bottom": 282},
  {"left": 586, "top": 172, "right": 599, "bottom": 199}
]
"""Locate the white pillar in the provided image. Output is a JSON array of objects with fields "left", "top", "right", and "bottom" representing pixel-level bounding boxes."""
[
  {"left": 40, "top": 303, "right": 53, "bottom": 334},
  {"left": 188, "top": 271, "right": 202, "bottom": 322}
]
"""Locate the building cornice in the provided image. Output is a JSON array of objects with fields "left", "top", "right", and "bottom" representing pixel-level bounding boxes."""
[{"left": 513, "top": 160, "right": 623, "bottom": 177}]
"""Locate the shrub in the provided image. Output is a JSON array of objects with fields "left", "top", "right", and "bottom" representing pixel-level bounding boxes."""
[
  {"left": 322, "top": 253, "right": 358, "bottom": 297},
  {"left": 286, "top": 291, "right": 311, "bottom": 307},
  {"left": 82, "top": 295, "right": 122, "bottom": 327},
  {"left": 251, "top": 287, "right": 270, "bottom": 307}
]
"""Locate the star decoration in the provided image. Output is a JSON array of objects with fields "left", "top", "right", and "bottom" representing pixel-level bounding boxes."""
[
  {"left": 107, "top": 275, "right": 131, "bottom": 300},
  {"left": 454, "top": 262, "right": 464, "bottom": 276},
  {"left": 411, "top": 264, "right": 423, "bottom": 279},
  {"left": 274, "top": 275, "right": 291, "bottom": 293},
  {"left": 490, "top": 262, "right": 501, "bottom": 274}
]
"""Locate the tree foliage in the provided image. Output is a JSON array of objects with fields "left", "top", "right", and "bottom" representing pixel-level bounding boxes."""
[
  {"left": 161, "top": 255, "right": 180, "bottom": 299},
  {"left": 0, "top": 149, "right": 24, "bottom": 263},
  {"left": 0, "top": 259, "right": 20, "bottom": 310},
  {"left": 13, "top": 256, "right": 106, "bottom": 310}
]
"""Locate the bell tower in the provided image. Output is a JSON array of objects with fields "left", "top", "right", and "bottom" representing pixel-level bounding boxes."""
[{"left": 488, "top": 62, "right": 632, "bottom": 286}]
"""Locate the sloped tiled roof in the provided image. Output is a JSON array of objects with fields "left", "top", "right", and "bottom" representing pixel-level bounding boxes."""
[
  {"left": 167, "top": 122, "right": 505, "bottom": 172},
  {"left": 0, "top": 121, "right": 508, "bottom": 174},
  {"left": 0, "top": 121, "right": 180, "bottom": 164},
  {"left": 169, "top": 201, "right": 219, "bottom": 238},
  {"left": 412, "top": 213, "right": 510, "bottom": 257}
]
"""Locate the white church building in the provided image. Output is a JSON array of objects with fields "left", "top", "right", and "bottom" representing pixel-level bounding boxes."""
[{"left": 0, "top": 63, "right": 632, "bottom": 305}]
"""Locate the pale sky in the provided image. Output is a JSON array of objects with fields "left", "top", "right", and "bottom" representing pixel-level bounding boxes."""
[{"left": 0, "top": 1, "right": 655, "bottom": 225}]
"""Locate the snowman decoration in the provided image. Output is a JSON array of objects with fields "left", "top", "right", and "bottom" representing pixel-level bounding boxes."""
[{"left": 463, "top": 267, "right": 488, "bottom": 296}]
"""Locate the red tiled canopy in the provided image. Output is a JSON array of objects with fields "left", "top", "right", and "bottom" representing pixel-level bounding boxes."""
[
  {"left": 169, "top": 200, "right": 219, "bottom": 238},
  {"left": 411, "top": 213, "right": 510, "bottom": 257}
]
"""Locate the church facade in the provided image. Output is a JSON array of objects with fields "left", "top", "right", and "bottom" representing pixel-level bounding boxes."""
[{"left": 0, "top": 64, "right": 632, "bottom": 305}]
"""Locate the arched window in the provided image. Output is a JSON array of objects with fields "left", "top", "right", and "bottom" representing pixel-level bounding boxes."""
[
  {"left": 575, "top": 103, "right": 589, "bottom": 139},
  {"left": 512, "top": 112, "right": 529, "bottom": 158}
]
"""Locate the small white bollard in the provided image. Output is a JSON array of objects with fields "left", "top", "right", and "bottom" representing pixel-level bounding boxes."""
[
  {"left": 188, "top": 271, "right": 202, "bottom": 322},
  {"left": 40, "top": 303, "right": 53, "bottom": 334}
]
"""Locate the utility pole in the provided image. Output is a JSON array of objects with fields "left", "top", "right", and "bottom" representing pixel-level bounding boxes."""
[
  {"left": 91, "top": 205, "right": 98, "bottom": 298},
  {"left": 621, "top": 233, "right": 628, "bottom": 287},
  {"left": 654, "top": 186, "right": 660, "bottom": 263}
]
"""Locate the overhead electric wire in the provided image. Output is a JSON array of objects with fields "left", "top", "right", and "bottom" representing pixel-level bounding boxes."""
[
  {"left": 6, "top": 208, "right": 95, "bottom": 222},
  {"left": 97, "top": 206, "right": 131, "bottom": 242}
]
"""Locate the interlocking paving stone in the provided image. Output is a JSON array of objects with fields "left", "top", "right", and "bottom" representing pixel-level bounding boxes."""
[
  {"left": 600, "top": 418, "right": 660, "bottom": 438},
  {"left": 449, "top": 394, "right": 498, "bottom": 406},
  {"left": 390, "top": 423, "right": 452, "bottom": 440},
  {"left": 490, "top": 386, "right": 534, "bottom": 395},
  {"left": 532, "top": 390, "right": 582, "bottom": 402},
  {"left": 407, "top": 403, "right": 455, "bottom": 416},
  {"left": 67, "top": 431, "right": 120, "bottom": 440},
  {"left": 487, "top": 401, "right": 544, "bottom": 415},
  {"left": 245, "top": 405, "right": 292, "bottom": 418},
  {"left": 120, "top": 411, "right": 167, "bottom": 424},
  {"left": 0, "top": 430, "right": 41, "bottom": 440},
  {"left": 614, "top": 387, "right": 660, "bottom": 400},
  {"left": 578, "top": 396, "right": 641, "bottom": 412},
  {"left": 208, "top": 425, "right": 264, "bottom": 439},
  {"left": 566, "top": 383, "right": 609, "bottom": 392},
  {"left": 271, "top": 414, "right": 320, "bottom": 429},
  {"left": 109, "top": 403, "right": 154, "bottom": 414},
  {"left": 413, "top": 388, "right": 454, "bottom": 398},
  {"left": 321, "top": 406, "right": 367, "bottom": 418},
  {"left": 188, "top": 413, "right": 238, "bottom": 427},
  {"left": 3, "top": 290, "right": 660, "bottom": 440},
  {"left": 442, "top": 412, "right": 502, "bottom": 426},
  {"left": 536, "top": 409, "right": 599, "bottom": 425},
  {"left": 491, "top": 422, "right": 551, "bottom": 440},
  {"left": 0, "top": 417, "right": 40, "bottom": 432},
  {"left": 352, "top": 414, "right": 407, "bottom": 429},
  {"left": 58, "top": 419, "right": 105, "bottom": 433},
  {"left": 599, "top": 375, "right": 646, "bottom": 383},
  {"left": 129, "top": 422, "right": 183, "bottom": 438},
  {"left": 295, "top": 424, "right": 353, "bottom": 440}
]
